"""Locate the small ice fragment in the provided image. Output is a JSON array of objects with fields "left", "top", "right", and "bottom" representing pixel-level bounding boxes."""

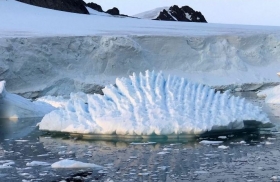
[
  {"left": 26, "top": 161, "right": 50, "bottom": 166},
  {"left": 239, "top": 141, "right": 246, "bottom": 144},
  {"left": 218, "top": 136, "right": 227, "bottom": 139},
  {"left": 138, "top": 172, "right": 150, "bottom": 176},
  {"left": 163, "top": 148, "right": 172, "bottom": 151},
  {"left": 15, "top": 140, "right": 28, "bottom": 142},
  {"left": 271, "top": 176, "right": 280, "bottom": 180},
  {"left": 157, "top": 152, "right": 169, "bottom": 155},
  {"left": 199, "top": 140, "right": 223, "bottom": 145},
  {"left": 265, "top": 141, "right": 273, "bottom": 145},
  {"left": 267, "top": 137, "right": 276, "bottom": 140},
  {"left": 218, "top": 145, "right": 229, "bottom": 149}
]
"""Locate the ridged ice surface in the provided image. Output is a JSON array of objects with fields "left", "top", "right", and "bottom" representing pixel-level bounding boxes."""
[{"left": 39, "top": 71, "right": 270, "bottom": 135}]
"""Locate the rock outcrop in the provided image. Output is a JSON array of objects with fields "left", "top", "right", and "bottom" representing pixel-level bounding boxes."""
[
  {"left": 106, "top": 7, "right": 120, "bottom": 16},
  {"left": 17, "top": 0, "right": 89, "bottom": 14},
  {"left": 86, "top": 2, "right": 103, "bottom": 12},
  {"left": 154, "top": 5, "right": 207, "bottom": 23}
]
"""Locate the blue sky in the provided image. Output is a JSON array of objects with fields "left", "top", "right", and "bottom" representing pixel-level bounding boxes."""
[{"left": 84, "top": 0, "right": 280, "bottom": 26}]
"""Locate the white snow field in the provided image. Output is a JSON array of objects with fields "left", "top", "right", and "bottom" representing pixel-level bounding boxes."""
[
  {"left": 39, "top": 71, "right": 270, "bottom": 135},
  {"left": 257, "top": 85, "right": 280, "bottom": 104},
  {"left": 0, "top": 80, "right": 54, "bottom": 119},
  {"left": 1, "top": 0, "right": 280, "bottom": 97},
  {"left": 133, "top": 7, "right": 169, "bottom": 19}
]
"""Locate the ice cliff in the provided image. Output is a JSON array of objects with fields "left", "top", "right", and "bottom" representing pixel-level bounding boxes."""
[
  {"left": 1, "top": 34, "right": 280, "bottom": 98},
  {"left": 39, "top": 71, "right": 270, "bottom": 135}
]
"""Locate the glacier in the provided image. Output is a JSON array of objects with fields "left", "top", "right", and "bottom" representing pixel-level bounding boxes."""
[
  {"left": 1, "top": 1, "right": 280, "bottom": 98},
  {"left": 39, "top": 71, "right": 270, "bottom": 135}
]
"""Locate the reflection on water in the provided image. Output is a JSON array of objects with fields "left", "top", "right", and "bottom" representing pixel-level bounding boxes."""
[
  {"left": 39, "top": 131, "right": 278, "bottom": 182},
  {"left": 0, "top": 118, "right": 40, "bottom": 141},
  {"left": 0, "top": 92, "right": 280, "bottom": 181}
]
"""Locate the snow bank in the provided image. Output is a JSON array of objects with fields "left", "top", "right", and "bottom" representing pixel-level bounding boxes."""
[
  {"left": 51, "top": 159, "right": 102, "bottom": 169},
  {"left": 39, "top": 71, "right": 270, "bottom": 135},
  {"left": 257, "top": 85, "right": 280, "bottom": 104},
  {"left": 0, "top": 80, "right": 55, "bottom": 119}
]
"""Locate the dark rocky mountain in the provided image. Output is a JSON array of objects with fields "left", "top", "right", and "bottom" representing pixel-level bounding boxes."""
[
  {"left": 86, "top": 2, "right": 103, "bottom": 12},
  {"left": 154, "top": 5, "right": 207, "bottom": 23},
  {"left": 17, "top": 0, "right": 89, "bottom": 14},
  {"left": 106, "top": 7, "right": 120, "bottom": 16}
]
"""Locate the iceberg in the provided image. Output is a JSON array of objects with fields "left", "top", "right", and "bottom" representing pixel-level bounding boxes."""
[
  {"left": 39, "top": 71, "right": 270, "bottom": 135},
  {"left": 0, "top": 80, "right": 54, "bottom": 119},
  {"left": 257, "top": 85, "right": 280, "bottom": 104}
]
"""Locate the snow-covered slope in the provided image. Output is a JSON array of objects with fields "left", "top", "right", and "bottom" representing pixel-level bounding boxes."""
[
  {"left": 0, "top": 80, "right": 54, "bottom": 119},
  {"left": 1, "top": 0, "right": 280, "bottom": 97},
  {"left": 133, "top": 7, "right": 168, "bottom": 19},
  {"left": 39, "top": 71, "right": 270, "bottom": 135},
  {"left": 1, "top": 0, "right": 280, "bottom": 37}
]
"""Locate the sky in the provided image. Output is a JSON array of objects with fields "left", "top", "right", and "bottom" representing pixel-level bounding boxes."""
[{"left": 84, "top": 0, "right": 280, "bottom": 26}]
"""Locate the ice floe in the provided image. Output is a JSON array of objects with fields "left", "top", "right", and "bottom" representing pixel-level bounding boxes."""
[
  {"left": 51, "top": 159, "right": 102, "bottom": 169},
  {"left": 39, "top": 71, "right": 270, "bottom": 135},
  {"left": 26, "top": 161, "right": 50, "bottom": 167}
]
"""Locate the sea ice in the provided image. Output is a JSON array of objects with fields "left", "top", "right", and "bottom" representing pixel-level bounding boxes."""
[
  {"left": 199, "top": 140, "right": 223, "bottom": 145},
  {"left": 39, "top": 71, "right": 270, "bottom": 135}
]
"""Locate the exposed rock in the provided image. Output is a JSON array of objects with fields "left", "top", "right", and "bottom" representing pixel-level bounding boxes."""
[
  {"left": 154, "top": 5, "right": 207, "bottom": 23},
  {"left": 106, "top": 7, "right": 120, "bottom": 16},
  {"left": 16, "top": 0, "right": 89, "bottom": 14},
  {"left": 86, "top": 2, "right": 103, "bottom": 12}
]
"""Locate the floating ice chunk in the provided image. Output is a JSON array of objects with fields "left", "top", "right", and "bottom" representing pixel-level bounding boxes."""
[
  {"left": 163, "top": 148, "right": 173, "bottom": 151},
  {"left": 218, "top": 145, "right": 229, "bottom": 149},
  {"left": 157, "top": 151, "right": 169, "bottom": 155},
  {"left": 257, "top": 85, "right": 280, "bottom": 104},
  {"left": 199, "top": 140, "right": 223, "bottom": 145},
  {"left": 26, "top": 161, "right": 50, "bottom": 167},
  {"left": 51, "top": 159, "right": 102, "bottom": 169},
  {"left": 39, "top": 71, "right": 270, "bottom": 135},
  {"left": 0, "top": 160, "right": 14, "bottom": 168}
]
